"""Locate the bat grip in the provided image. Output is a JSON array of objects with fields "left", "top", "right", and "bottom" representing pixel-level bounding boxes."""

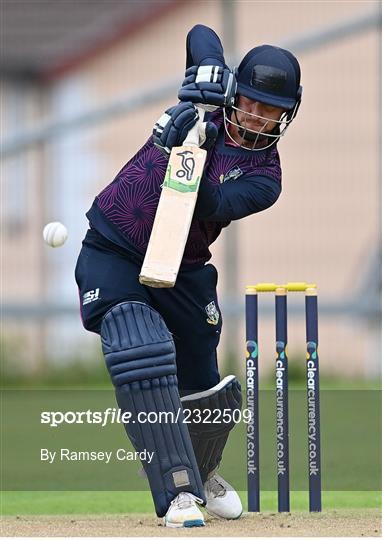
[{"left": 183, "top": 106, "right": 205, "bottom": 147}]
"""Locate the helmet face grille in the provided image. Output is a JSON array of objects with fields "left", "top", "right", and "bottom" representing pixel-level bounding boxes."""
[{"left": 223, "top": 101, "right": 300, "bottom": 152}]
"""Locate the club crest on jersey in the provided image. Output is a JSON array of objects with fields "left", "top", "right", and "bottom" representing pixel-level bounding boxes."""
[
  {"left": 205, "top": 301, "right": 220, "bottom": 326},
  {"left": 219, "top": 166, "right": 243, "bottom": 183}
]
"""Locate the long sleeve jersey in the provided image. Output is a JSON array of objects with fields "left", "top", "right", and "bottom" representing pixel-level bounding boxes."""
[{"left": 86, "top": 25, "right": 282, "bottom": 267}]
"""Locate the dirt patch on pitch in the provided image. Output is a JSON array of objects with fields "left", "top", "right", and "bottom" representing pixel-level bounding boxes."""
[{"left": 2, "top": 510, "right": 381, "bottom": 537}]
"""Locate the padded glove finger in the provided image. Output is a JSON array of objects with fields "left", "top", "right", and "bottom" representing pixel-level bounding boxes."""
[{"left": 198, "top": 121, "right": 219, "bottom": 150}]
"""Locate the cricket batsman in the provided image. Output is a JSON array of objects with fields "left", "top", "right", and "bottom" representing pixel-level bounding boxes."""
[{"left": 75, "top": 24, "right": 302, "bottom": 528}]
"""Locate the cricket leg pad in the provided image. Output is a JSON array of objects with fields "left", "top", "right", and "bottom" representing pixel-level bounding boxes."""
[
  {"left": 181, "top": 375, "right": 242, "bottom": 482},
  {"left": 101, "top": 302, "right": 205, "bottom": 517}
]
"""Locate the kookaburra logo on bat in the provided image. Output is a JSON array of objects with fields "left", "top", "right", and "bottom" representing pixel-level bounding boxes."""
[{"left": 176, "top": 151, "right": 195, "bottom": 181}]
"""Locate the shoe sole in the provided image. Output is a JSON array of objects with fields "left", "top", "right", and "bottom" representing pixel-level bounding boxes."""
[
  {"left": 206, "top": 507, "right": 243, "bottom": 520},
  {"left": 165, "top": 519, "right": 205, "bottom": 528}
]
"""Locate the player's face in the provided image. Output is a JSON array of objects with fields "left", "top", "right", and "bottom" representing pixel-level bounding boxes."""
[
  {"left": 227, "top": 95, "right": 285, "bottom": 149},
  {"left": 235, "top": 95, "right": 284, "bottom": 132}
]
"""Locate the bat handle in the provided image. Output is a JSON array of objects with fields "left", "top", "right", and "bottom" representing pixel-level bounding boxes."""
[{"left": 183, "top": 106, "right": 205, "bottom": 147}]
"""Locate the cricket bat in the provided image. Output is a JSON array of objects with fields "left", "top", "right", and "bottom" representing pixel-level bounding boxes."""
[{"left": 139, "top": 107, "right": 206, "bottom": 288}]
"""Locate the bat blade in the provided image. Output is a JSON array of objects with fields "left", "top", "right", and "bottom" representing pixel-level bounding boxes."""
[{"left": 139, "top": 143, "right": 207, "bottom": 287}]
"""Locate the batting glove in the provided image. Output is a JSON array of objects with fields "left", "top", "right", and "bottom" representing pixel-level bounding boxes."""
[
  {"left": 153, "top": 102, "right": 218, "bottom": 155},
  {"left": 178, "top": 65, "right": 237, "bottom": 110},
  {"left": 153, "top": 102, "right": 198, "bottom": 156}
]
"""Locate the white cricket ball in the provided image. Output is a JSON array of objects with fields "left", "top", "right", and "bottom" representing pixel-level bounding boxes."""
[{"left": 43, "top": 222, "right": 68, "bottom": 247}]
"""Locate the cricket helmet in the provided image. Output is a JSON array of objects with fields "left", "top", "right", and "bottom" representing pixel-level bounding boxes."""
[{"left": 224, "top": 45, "right": 302, "bottom": 151}]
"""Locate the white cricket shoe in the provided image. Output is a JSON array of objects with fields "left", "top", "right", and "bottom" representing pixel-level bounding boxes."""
[
  {"left": 164, "top": 492, "right": 205, "bottom": 528},
  {"left": 204, "top": 473, "right": 242, "bottom": 519}
]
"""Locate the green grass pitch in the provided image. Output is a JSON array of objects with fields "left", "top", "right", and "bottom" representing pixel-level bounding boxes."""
[{"left": 2, "top": 491, "right": 381, "bottom": 516}]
